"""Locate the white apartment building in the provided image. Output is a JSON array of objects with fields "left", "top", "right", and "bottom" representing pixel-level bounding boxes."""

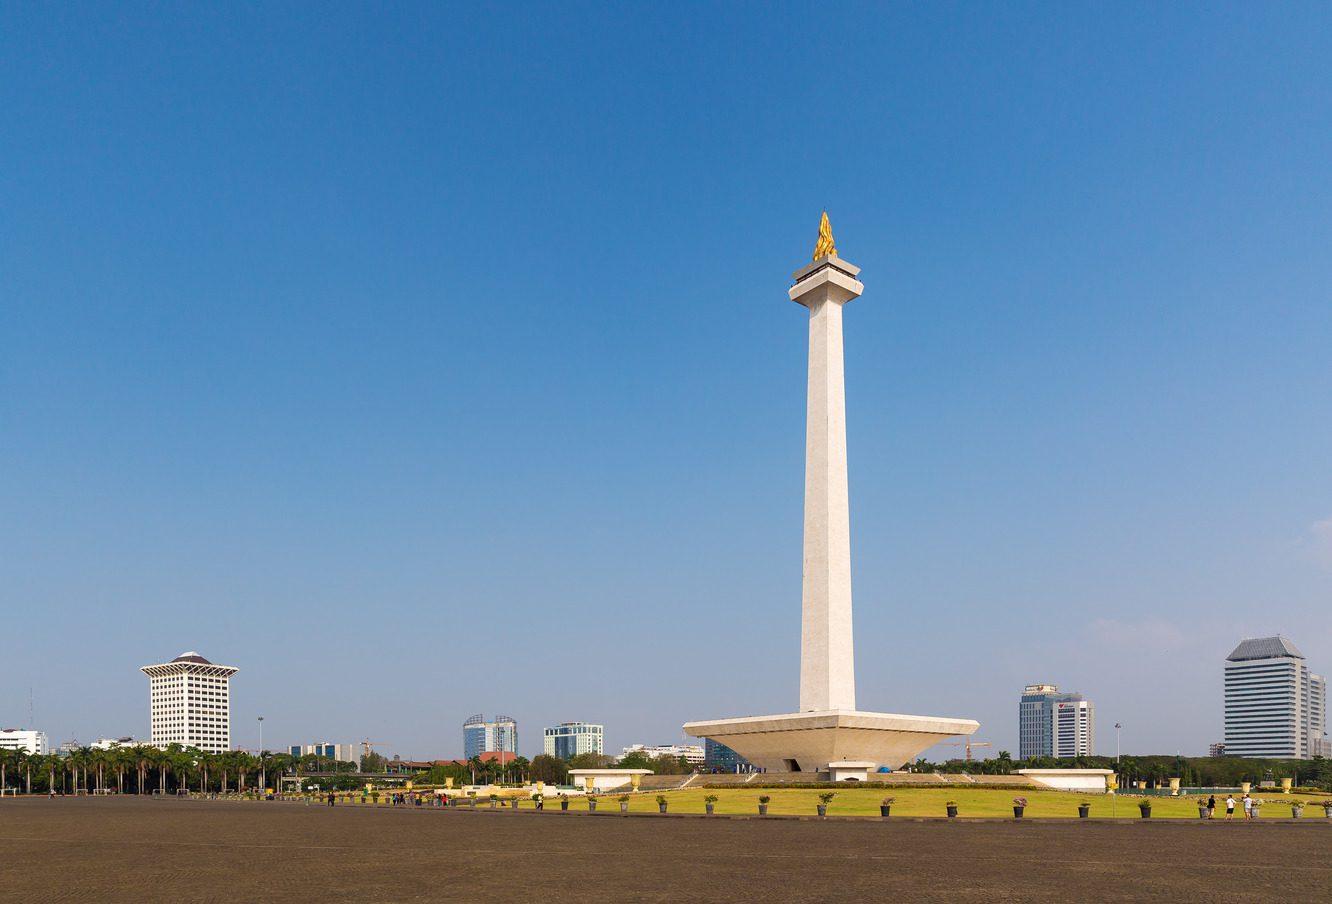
[
  {"left": 0, "top": 729, "right": 50, "bottom": 755},
  {"left": 1224, "top": 636, "right": 1327, "bottom": 759},
  {"left": 621, "top": 743, "right": 705, "bottom": 765},
  {"left": 140, "top": 651, "right": 239, "bottom": 754}
]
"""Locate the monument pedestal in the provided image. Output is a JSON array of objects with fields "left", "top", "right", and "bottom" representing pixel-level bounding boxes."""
[{"left": 684, "top": 710, "right": 977, "bottom": 774}]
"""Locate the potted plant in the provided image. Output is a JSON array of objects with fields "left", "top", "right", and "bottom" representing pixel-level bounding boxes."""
[
  {"left": 1077, "top": 801, "right": 1090, "bottom": 818},
  {"left": 880, "top": 797, "right": 894, "bottom": 818},
  {"left": 1198, "top": 802, "right": 1209, "bottom": 819},
  {"left": 1323, "top": 799, "right": 1332, "bottom": 818},
  {"left": 1251, "top": 799, "right": 1262, "bottom": 819},
  {"left": 1012, "top": 797, "right": 1027, "bottom": 818},
  {"left": 758, "top": 795, "right": 771, "bottom": 816},
  {"left": 618, "top": 794, "right": 630, "bottom": 814},
  {"left": 704, "top": 794, "right": 718, "bottom": 816},
  {"left": 1290, "top": 800, "right": 1304, "bottom": 819},
  {"left": 489, "top": 793, "right": 498, "bottom": 809},
  {"left": 559, "top": 793, "right": 569, "bottom": 812},
  {"left": 946, "top": 800, "right": 958, "bottom": 818},
  {"left": 656, "top": 794, "right": 668, "bottom": 814},
  {"left": 511, "top": 796, "right": 519, "bottom": 809},
  {"left": 587, "top": 794, "right": 598, "bottom": 813},
  {"left": 371, "top": 791, "right": 380, "bottom": 804},
  {"left": 815, "top": 791, "right": 835, "bottom": 817},
  {"left": 1138, "top": 799, "right": 1151, "bottom": 819}
]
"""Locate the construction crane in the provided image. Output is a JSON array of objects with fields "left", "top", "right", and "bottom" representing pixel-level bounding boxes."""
[
  {"left": 361, "top": 739, "right": 387, "bottom": 759},
  {"left": 944, "top": 741, "right": 993, "bottom": 762}
]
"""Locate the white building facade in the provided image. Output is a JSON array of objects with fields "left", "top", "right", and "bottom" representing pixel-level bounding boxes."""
[
  {"left": 543, "top": 722, "right": 604, "bottom": 759},
  {"left": 140, "top": 651, "right": 239, "bottom": 754},
  {"left": 1224, "top": 636, "right": 1327, "bottom": 759},
  {"left": 0, "top": 729, "right": 49, "bottom": 755},
  {"left": 621, "top": 744, "right": 705, "bottom": 765},
  {"left": 1019, "top": 685, "right": 1094, "bottom": 758}
]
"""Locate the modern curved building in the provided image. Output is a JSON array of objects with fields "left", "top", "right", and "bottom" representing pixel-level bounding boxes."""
[{"left": 140, "top": 651, "right": 238, "bottom": 753}]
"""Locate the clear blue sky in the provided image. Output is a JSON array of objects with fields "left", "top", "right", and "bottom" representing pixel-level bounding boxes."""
[{"left": 3, "top": 2, "right": 1330, "bottom": 761}]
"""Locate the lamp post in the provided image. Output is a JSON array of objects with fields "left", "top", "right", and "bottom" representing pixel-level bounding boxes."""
[
  {"left": 258, "top": 717, "right": 265, "bottom": 795},
  {"left": 1115, "top": 722, "right": 1121, "bottom": 765}
]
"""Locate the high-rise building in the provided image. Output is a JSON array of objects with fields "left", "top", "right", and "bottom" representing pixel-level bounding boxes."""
[
  {"left": 140, "top": 651, "right": 239, "bottom": 754},
  {"left": 462, "top": 714, "right": 517, "bottom": 760},
  {"left": 1224, "top": 636, "right": 1328, "bottom": 759},
  {"left": 0, "top": 729, "right": 49, "bottom": 755},
  {"left": 543, "top": 722, "right": 604, "bottom": 759},
  {"left": 1018, "top": 684, "right": 1094, "bottom": 758}
]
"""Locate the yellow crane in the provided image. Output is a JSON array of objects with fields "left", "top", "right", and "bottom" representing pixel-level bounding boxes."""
[
  {"left": 944, "top": 740, "right": 993, "bottom": 762},
  {"left": 361, "top": 739, "right": 387, "bottom": 760}
]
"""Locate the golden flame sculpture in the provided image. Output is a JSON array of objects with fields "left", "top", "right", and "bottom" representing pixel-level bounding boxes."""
[{"left": 812, "top": 210, "right": 837, "bottom": 261}]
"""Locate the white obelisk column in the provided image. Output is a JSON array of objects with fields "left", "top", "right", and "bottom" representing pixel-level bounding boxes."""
[{"left": 790, "top": 253, "right": 864, "bottom": 713}]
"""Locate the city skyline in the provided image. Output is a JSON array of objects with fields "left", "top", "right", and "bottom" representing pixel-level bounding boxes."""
[{"left": 3, "top": 5, "right": 1331, "bottom": 760}]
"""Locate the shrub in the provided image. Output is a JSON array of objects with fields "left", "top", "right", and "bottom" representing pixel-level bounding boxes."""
[
  {"left": 758, "top": 795, "right": 771, "bottom": 804},
  {"left": 704, "top": 794, "right": 718, "bottom": 804},
  {"left": 655, "top": 795, "right": 668, "bottom": 805},
  {"left": 880, "top": 797, "right": 895, "bottom": 806},
  {"left": 818, "top": 792, "right": 836, "bottom": 804},
  {"left": 1012, "top": 797, "right": 1028, "bottom": 807}
]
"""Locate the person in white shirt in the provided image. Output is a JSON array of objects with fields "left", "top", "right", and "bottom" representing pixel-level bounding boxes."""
[
  {"left": 1242, "top": 794, "right": 1253, "bottom": 819},
  {"left": 1225, "top": 795, "right": 1236, "bottom": 820}
]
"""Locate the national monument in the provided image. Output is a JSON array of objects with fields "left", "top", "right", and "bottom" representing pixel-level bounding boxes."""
[{"left": 683, "top": 215, "right": 979, "bottom": 778}]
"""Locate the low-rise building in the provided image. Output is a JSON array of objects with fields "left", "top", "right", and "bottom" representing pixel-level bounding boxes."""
[
  {"left": 0, "top": 729, "right": 49, "bottom": 755},
  {"left": 289, "top": 742, "right": 358, "bottom": 763},
  {"left": 91, "top": 736, "right": 141, "bottom": 750},
  {"left": 621, "top": 743, "right": 705, "bottom": 765}
]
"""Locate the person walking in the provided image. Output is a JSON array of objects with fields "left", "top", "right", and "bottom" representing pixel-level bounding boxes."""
[
  {"left": 1242, "top": 794, "right": 1252, "bottom": 820},
  {"left": 1224, "top": 794, "right": 1235, "bottom": 820},
  {"left": 327, "top": 791, "right": 335, "bottom": 807},
  {"left": 1206, "top": 794, "right": 1216, "bottom": 818}
]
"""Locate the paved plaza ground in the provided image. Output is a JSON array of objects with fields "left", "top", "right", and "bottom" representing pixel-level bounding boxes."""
[{"left": 2, "top": 797, "right": 1329, "bottom": 902}]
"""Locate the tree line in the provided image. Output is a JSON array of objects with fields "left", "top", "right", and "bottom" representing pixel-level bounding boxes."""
[
  {"left": 907, "top": 751, "right": 1332, "bottom": 789},
  {"left": 0, "top": 744, "right": 360, "bottom": 795}
]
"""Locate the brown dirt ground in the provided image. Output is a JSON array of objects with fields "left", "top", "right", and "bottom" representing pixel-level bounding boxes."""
[{"left": 1, "top": 797, "right": 1329, "bottom": 903}]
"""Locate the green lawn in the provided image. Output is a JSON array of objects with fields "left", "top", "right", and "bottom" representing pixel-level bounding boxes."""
[{"left": 566, "top": 787, "right": 1328, "bottom": 819}]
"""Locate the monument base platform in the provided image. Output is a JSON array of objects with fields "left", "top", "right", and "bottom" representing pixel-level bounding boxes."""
[{"left": 683, "top": 709, "right": 979, "bottom": 774}]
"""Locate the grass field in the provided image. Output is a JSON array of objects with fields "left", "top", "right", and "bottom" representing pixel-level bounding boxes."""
[{"left": 564, "top": 786, "right": 1331, "bottom": 819}]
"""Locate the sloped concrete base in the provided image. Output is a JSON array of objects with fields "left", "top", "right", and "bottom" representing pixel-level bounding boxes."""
[{"left": 683, "top": 710, "right": 979, "bottom": 773}]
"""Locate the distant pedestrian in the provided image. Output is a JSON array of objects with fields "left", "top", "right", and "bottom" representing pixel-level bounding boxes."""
[
  {"left": 1206, "top": 795, "right": 1216, "bottom": 818},
  {"left": 1242, "top": 794, "right": 1252, "bottom": 819},
  {"left": 1225, "top": 795, "right": 1235, "bottom": 819},
  {"left": 327, "top": 792, "right": 335, "bottom": 807}
]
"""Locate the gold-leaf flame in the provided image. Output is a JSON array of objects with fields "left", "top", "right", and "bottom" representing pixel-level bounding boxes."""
[{"left": 812, "top": 211, "right": 837, "bottom": 261}]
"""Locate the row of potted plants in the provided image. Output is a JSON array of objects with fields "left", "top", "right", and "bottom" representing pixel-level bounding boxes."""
[{"left": 445, "top": 793, "right": 1332, "bottom": 819}]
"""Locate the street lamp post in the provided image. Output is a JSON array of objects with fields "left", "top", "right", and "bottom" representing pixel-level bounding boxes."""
[
  {"left": 258, "top": 717, "right": 265, "bottom": 795},
  {"left": 1115, "top": 722, "right": 1121, "bottom": 765}
]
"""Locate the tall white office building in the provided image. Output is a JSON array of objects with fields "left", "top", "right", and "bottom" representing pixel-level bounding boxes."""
[
  {"left": 0, "top": 729, "right": 50, "bottom": 755},
  {"left": 1224, "top": 636, "right": 1327, "bottom": 759},
  {"left": 1019, "top": 685, "right": 1094, "bottom": 758},
  {"left": 140, "top": 651, "right": 239, "bottom": 754}
]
